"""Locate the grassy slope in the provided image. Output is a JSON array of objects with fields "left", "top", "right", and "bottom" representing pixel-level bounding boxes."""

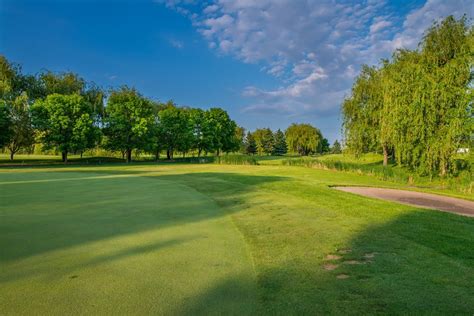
[{"left": 1, "top": 164, "right": 473, "bottom": 314}]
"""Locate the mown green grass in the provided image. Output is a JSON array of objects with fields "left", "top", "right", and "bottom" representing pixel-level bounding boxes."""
[{"left": 1, "top": 163, "right": 473, "bottom": 314}]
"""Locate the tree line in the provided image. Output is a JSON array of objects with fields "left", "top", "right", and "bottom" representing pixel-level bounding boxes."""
[
  {"left": 0, "top": 56, "right": 335, "bottom": 162},
  {"left": 342, "top": 16, "right": 473, "bottom": 176},
  {"left": 243, "top": 124, "right": 340, "bottom": 156}
]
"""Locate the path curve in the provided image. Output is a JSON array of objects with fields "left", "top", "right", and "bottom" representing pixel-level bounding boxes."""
[{"left": 335, "top": 186, "right": 474, "bottom": 217}]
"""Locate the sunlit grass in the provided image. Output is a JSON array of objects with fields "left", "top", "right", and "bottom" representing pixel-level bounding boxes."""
[{"left": 1, "top": 163, "right": 473, "bottom": 314}]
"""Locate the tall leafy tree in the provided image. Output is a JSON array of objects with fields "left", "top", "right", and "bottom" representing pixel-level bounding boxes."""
[
  {"left": 272, "top": 129, "right": 287, "bottom": 155},
  {"left": 175, "top": 108, "right": 194, "bottom": 157},
  {"left": 39, "top": 71, "right": 85, "bottom": 96},
  {"left": 103, "top": 87, "right": 154, "bottom": 162},
  {"left": 412, "top": 15, "right": 472, "bottom": 175},
  {"left": 39, "top": 71, "right": 104, "bottom": 117},
  {"left": 0, "top": 102, "right": 12, "bottom": 148},
  {"left": 343, "top": 15, "right": 473, "bottom": 176},
  {"left": 0, "top": 55, "right": 17, "bottom": 98},
  {"left": 285, "top": 123, "right": 322, "bottom": 156},
  {"left": 253, "top": 128, "right": 274, "bottom": 155},
  {"left": 235, "top": 126, "right": 246, "bottom": 154},
  {"left": 158, "top": 106, "right": 193, "bottom": 159},
  {"left": 204, "top": 108, "right": 237, "bottom": 155},
  {"left": 0, "top": 55, "right": 45, "bottom": 103},
  {"left": 342, "top": 64, "right": 390, "bottom": 163},
  {"left": 0, "top": 56, "right": 39, "bottom": 158},
  {"left": 32, "top": 94, "right": 100, "bottom": 162},
  {"left": 5, "top": 93, "right": 35, "bottom": 160},
  {"left": 189, "top": 108, "right": 209, "bottom": 157}
]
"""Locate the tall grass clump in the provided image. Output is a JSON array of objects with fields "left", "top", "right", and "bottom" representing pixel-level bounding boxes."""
[
  {"left": 215, "top": 155, "right": 259, "bottom": 165},
  {"left": 281, "top": 154, "right": 473, "bottom": 194}
]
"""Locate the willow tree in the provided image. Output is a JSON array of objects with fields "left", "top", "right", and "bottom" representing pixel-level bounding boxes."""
[
  {"left": 419, "top": 15, "right": 473, "bottom": 176},
  {"left": 285, "top": 123, "right": 322, "bottom": 156},
  {"left": 344, "top": 15, "right": 473, "bottom": 175},
  {"left": 5, "top": 93, "right": 35, "bottom": 160},
  {"left": 342, "top": 64, "right": 393, "bottom": 165},
  {"left": 384, "top": 16, "right": 473, "bottom": 176},
  {"left": 383, "top": 50, "right": 425, "bottom": 171}
]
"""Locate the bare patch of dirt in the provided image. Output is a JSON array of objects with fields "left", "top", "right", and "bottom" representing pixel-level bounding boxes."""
[
  {"left": 344, "top": 260, "right": 363, "bottom": 265},
  {"left": 325, "top": 254, "right": 342, "bottom": 260},
  {"left": 334, "top": 187, "right": 474, "bottom": 217},
  {"left": 364, "top": 253, "right": 376, "bottom": 259},
  {"left": 336, "top": 274, "right": 350, "bottom": 279},
  {"left": 323, "top": 263, "right": 339, "bottom": 271}
]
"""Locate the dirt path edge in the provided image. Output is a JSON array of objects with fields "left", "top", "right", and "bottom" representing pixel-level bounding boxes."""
[{"left": 334, "top": 186, "right": 474, "bottom": 217}]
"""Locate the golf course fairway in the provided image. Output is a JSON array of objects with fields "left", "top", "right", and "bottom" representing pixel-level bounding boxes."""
[{"left": 1, "top": 163, "right": 473, "bottom": 314}]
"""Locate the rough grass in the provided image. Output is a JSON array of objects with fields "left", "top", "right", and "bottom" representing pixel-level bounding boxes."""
[
  {"left": 279, "top": 153, "right": 473, "bottom": 195},
  {"left": 215, "top": 154, "right": 259, "bottom": 165},
  {"left": 1, "top": 163, "right": 473, "bottom": 314}
]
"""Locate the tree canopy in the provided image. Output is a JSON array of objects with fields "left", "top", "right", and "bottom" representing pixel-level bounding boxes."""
[
  {"left": 285, "top": 123, "right": 322, "bottom": 156},
  {"left": 342, "top": 15, "right": 473, "bottom": 176},
  {"left": 103, "top": 87, "right": 154, "bottom": 162},
  {"left": 32, "top": 94, "right": 100, "bottom": 162}
]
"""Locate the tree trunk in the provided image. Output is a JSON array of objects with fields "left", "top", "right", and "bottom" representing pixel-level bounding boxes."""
[
  {"left": 198, "top": 148, "right": 202, "bottom": 157},
  {"left": 440, "top": 161, "right": 447, "bottom": 177},
  {"left": 155, "top": 149, "right": 160, "bottom": 162},
  {"left": 382, "top": 145, "right": 388, "bottom": 167},
  {"left": 62, "top": 151, "right": 68, "bottom": 163},
  {"left": 80, "top": 151, "right": 83, "bottom": 158},
  {"left": 126, "top": 149, "right": 132, "bottom": 163},
  {"left": 216, "top": 148, "right": 220, "bottom": 157},
  {"left": 10, "top": 151, "right": 14, "bottom": 161},
  {"left": 167, "top": 149, "right": 171, "bottom": 160},
  {"left": 183, "top": 152, "right": 185, "bottom": 158}
]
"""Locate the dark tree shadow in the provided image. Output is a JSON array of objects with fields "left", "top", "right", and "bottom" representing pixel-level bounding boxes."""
[
  {"left": 0, "top": 172, "right": 286, "bottom": 265},
  {"left": 1, "top": 236, "right": 197, "bottom": 283},
  {"left": 177, "top": 209, "right": 474, "bottom": 314}
]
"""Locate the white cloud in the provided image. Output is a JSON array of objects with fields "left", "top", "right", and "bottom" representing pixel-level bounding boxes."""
[
  {"left": 203, "top": 4, "right": 219, "bottom": 14},
  {"left": 370, "top": 19, "right": 391, "bottom": 34},
  {"left": 169, "top": 39, "right": 184, "bottom": 49},
  {"left": 161, "top": 0, "right": 473, "bottom": 117}
]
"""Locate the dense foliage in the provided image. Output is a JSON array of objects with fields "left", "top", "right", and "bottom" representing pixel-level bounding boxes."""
[
  {"left": 103, "top": 87, "right": 155, "bottom": 162},
  {"left": 0, "top": 56, "right": 332, "bottom": 162},
  {"left": 32, "top": 94, "right": 100, "bottom": 162},
  {"left": 285, "top": 123, "right": 323, "bottom": 156},
  {"left": 343, "top": 16, "right": 473, "bottom": 176}
]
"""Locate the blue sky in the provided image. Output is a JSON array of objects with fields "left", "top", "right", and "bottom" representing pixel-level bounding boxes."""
[{"left": 1, "top": 0, "right": 472, "bottom": 142}]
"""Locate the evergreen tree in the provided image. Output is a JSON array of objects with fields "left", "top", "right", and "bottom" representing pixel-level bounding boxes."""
[
  {"left": 253, "top": 128, "right": 274, "bottom": 155},
  {"left": 272, "top": 129, "right": 287, "bottom": 155},
  {"left": 331, "top": 140, "right": 342, "bottom": 154},
  {"left": 320, "top": 138, "right": 330, "bottom": 154},
  {"left": 245, "top": 132, "right": 257, "bottom": 155}
]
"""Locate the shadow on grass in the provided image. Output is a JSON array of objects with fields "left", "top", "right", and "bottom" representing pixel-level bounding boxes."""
[
  {"left": 2, "top": 168, "right": 473, "bottom": 313},
  {"left": 177, "top": 208, "right": 474, "bottom": 314},
  {"left": 0, "top": 171, "right": 287, "bottom": 265},
  {"left": 0, "top": 236, "right": 197, "bottom": 283}
]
